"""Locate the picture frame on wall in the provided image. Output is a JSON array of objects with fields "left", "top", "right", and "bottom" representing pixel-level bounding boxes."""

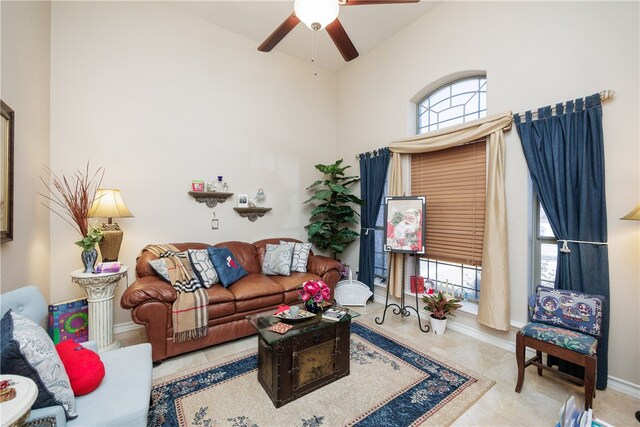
[
  {"left": 383, "top": 196, "right": 426, "bottom": 254},
  {"left": 1, "top": 100, "right": 14, "bottom": 243},
  {"left": 237, "top": 194, "right": 249, "bottom": 208}
]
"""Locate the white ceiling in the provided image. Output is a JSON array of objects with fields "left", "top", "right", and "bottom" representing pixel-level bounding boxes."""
[{"left": 168, "top": 1, "right": 440, "bottom": 73}]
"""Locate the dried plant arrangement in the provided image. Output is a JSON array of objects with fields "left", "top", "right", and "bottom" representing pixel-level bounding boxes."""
[{"left": 40, "top": 163, "right": 104, "bottom": 249}]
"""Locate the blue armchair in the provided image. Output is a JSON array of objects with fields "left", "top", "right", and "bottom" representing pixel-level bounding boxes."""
[{"left": 1, "top": 286, "right": 152, "bottom": 426}]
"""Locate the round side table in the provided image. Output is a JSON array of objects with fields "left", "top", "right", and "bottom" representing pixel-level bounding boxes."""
[
  {"left": 71, "top": 266, "right": 128, "bottom": 352},
  {"left": 0, "top": 374, "right": 37, "bottom": 427}
]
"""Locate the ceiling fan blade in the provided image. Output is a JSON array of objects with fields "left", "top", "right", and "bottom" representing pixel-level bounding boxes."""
[
  {"left": 258, "top": 13, "right": 300, "bottom": 52},
  {"left": 341, "top": 0, "right": 420, "bottom": 5},
  {"left": 326, "top": 18, "right": 359, "bottom": 62}
]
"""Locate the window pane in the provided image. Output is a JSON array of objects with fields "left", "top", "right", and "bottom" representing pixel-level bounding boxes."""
[
  {"left": 540, "top": 243, "right": 557, "bottom": 282},
  {"left": 539, "top": 203, "right": 555, "bottom": 238},
  {"left": 417, "top": 76, "right": 487, "bottom": 134}
]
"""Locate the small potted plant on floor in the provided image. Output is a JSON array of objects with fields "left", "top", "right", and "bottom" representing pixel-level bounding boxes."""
[{"left": 422, "top": 286, "right": 463, "bottom": 335}]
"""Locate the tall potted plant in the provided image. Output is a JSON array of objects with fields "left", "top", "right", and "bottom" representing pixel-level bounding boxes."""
[
  {"left": 422, "top": 288, "right": 463, "bottom": 335},
  {"left": 304, "top": 159, "right": 364, "bottom": 259},
  {"left": 40, "top": 164, "right": 104, "bottom": 273}
]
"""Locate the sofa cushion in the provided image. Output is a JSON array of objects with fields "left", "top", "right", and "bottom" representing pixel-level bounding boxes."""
[
  {"left": 228, "top": 274, "right": 284, "bottom": 301},
  {"left": 520, "top": 322, "right": 598, "bottom": 356},
  {"left": 235, "top": 294, "right": 284, "bottom": 313},
  {"left": 56, "top": 340, "right": 105, "bottom": 396},
  {"left": 261, "top": 243, "right": 294, "bottom": 276},
  {"left": 70, "top": 343, "right": 152, "bottom": 427},
  {"left": 188, "top": 249, "right": 219, "bottom": 287},
  {"left": 281, "top": 241, "right": 312, "bottom": 273},
  {"left": 269, "top": 272, "right": 320, "bottom": 293},
  {"left": 532, "top": 286, "right": 604, "bottom": 336},
  {"left": 208, "top": 247, "right": 248, "bottom": 288},
  {"left": 1, "top": 310, "right": 77, "bottom": 419}
]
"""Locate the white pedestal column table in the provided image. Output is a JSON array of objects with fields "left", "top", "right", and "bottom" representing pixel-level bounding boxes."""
[{"left": 71, "top": 266, "right": 128, "bottom": 352}]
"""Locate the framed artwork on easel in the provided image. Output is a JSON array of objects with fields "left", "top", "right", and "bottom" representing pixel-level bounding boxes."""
[{"left": 383, "top": 196, "right": 426, "bottom": 254}]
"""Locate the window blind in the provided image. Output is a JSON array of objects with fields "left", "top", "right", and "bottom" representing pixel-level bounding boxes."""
[{"left": 410, "top": 139, "right": 486, "bottom": 266}]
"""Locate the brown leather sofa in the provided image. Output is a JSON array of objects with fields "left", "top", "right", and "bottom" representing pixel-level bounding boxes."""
[{"left": 121, "top": 238, "right": 342, "bottom": 362}]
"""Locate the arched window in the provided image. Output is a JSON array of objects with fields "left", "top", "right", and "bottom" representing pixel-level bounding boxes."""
[
  {"left": 417, "top": 76, "right": 486, "bottom": 133},
  {"left": 412, "top": 75, "right": 487, "bottom": 302}
]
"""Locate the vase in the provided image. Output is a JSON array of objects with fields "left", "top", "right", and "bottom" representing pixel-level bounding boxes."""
[
  {"left": 305, "top": 301, "right": 322, "bottom": 314},
  {"left": 81, "top": 248, "right": 98, "bottom": 274},
  {"left": 430, "top": 315, "right": 447, "bottom": 335}
]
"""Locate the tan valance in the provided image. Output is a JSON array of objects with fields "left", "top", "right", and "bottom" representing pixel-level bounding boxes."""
[{"left": 386, "top": 110, "right": 512, "bottom": 331}]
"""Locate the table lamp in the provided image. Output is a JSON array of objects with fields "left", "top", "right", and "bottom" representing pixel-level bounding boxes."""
[
  {"left": 621, "top": 203, "right": 640, "bottom": 221},
  {"left": 89, "top": 188, "right": 134, "bottom": 262}
]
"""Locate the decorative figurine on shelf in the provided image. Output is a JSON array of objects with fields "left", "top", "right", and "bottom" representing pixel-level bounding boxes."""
[
  {"left": 223, "top": 182, "right": 229, "bottom": 193},
  {"left": 256, "top": 188, "right": 266, "bottom": 207},
  {"left": 192, "top": 180, "right": 204, "bottom": 192}
]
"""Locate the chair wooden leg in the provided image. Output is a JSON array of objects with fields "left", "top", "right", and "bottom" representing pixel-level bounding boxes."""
[
  {"left": 515, "top": 332, "right": 526, "bottom": 393},
  {"left": 536, "top": 350, "right": 543, "bottom": 376},
  {"left": 584, "top": 355, "right": 597, "bottom": 410}
]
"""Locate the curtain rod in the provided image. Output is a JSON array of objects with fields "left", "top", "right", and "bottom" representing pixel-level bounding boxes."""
[
  {"left": 355, "top": 149, "right": 393, "bottom": 160},
  {"left": 513, "top": 89, "right": 615, "bottom": 120}
]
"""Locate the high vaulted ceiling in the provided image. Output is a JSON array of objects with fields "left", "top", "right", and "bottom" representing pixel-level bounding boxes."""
[{"left": 169, "top": 1, "right": 440, "bottom": 73}]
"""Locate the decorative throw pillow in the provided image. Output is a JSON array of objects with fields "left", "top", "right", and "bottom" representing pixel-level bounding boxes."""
[
  {"left": 188, "top": 249, "right": 219, "bottom": 288},
  {"left": 55, "top": 340, "right": 105, "bottom": 396},
  {"left": 148, "top": 258, "right": 170, "bottom": 282},
  {"left": 0, "top": 310, "right": 77, "bottom": 420},
  {"left": 262, "top": 243, "right": 294, "bottom": 276},
  {"left": 532, "top": 286, "right": 604, "bottom": 336},
  {"left": 207, "top": 247, "right": 248, "bottom": 288},
  {"left": 280, "top": 241, "right": 312, "bottom": 273}
]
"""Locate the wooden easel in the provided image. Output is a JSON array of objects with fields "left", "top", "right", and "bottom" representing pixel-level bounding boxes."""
[{"left": 375, "top": 251, "right": 430, "bottom": 333}]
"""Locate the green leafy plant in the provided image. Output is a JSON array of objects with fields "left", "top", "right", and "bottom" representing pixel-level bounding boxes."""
[
  {"left": 304, "top": 159, "right": 364, "bottom": 259},
  {"left": 75, "top": 226, "right": 103, "bottom": 252},
  {"left": 422, "top": 290, "right": 463, "bottom": 320}
]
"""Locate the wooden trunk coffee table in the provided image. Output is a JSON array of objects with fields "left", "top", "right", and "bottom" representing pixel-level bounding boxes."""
[{"left": 246, "top": 307, "right": 359, "bottom": 408}]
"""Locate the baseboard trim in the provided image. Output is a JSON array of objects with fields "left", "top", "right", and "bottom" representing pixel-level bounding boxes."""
[
  {"left": 606, "top": 376, "right": 640, "bottom": 399},
  {"left": 114, "top": 321, "right": 144, "bottom": 335},
  {"left": 372, "top": 293, "right": 640, "bottom": 398}
]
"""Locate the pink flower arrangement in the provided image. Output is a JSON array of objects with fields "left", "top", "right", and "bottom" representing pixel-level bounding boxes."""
[{"left": 299, "top": 280, "right": 331, "bottom": 304}]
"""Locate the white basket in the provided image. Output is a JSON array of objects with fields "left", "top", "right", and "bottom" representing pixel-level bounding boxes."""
[{"left": 334, "top": 269, "right": 373, "bottom": 307}]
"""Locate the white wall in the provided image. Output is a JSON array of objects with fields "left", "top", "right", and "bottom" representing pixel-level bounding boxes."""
[
  {"left": 0, "top": 1, "right": 51, "bottom": 299},
  {"left": 336, "top": 2, "right": 640, "bottom": 386},
  {"left": 49, "top": 1, "right": 337, "bottom": 324}
]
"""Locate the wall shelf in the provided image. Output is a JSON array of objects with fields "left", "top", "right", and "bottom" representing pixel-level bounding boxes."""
[
  {"left": 188, "top": 191, "right": 234, "bottom": 208},
  {"left": 233, "top": 207, "right": 272, "bottom": 222}
]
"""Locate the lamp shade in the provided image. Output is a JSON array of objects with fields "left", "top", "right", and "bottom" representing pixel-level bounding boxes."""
[
  {"left": 621, "top": 203, "right": 640, "bottom": 221},
  {"left": 294, "top": 0, "right": 339, "bottom": 30},
  {"left": 89, "top": 189, "right": 134, "bottom": 219}
]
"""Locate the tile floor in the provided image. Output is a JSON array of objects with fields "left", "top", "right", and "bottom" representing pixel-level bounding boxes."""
[{"left": 118, "top": 301, "right": 639, "bottom": 426}]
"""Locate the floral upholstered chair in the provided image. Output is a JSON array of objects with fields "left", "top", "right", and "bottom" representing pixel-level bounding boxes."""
[{"left": 515, "top": 286, "right": 604, "bottom": 409}]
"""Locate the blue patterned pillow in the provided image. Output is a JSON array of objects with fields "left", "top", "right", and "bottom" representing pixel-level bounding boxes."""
[
  {"left": 532, "top": 286, "right": 604, "bottom": 337},
  {"left": 207, "top": 247, "right": 248, "bottom": 288},
  {"left": 1, "top": 310, "right": 77, "bottom": 419}
]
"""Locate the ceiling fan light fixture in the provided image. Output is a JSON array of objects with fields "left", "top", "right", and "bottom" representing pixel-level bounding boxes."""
[{"left": 294, "top": 0, "right": 339, "bottom": 31}]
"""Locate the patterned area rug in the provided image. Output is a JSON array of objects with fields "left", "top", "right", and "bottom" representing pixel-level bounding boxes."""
[{"left": 149, "top": 322, "right": 494, "bottom": 427}]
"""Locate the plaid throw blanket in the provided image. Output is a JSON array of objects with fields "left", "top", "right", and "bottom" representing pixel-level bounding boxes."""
[{"left": 142, "top": 244, "right": 209, "bottom": 343}]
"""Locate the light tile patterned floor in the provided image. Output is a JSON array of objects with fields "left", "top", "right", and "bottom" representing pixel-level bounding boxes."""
[{"left": 118, "top": 301, "right": 639, "bottom": 426}]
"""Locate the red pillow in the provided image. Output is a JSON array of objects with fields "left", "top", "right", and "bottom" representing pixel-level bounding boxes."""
[{"left": 55, "top": 340, "right": 105, "bottom": 396}]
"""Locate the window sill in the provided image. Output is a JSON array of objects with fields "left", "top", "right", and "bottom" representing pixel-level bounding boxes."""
[{"left": 457, "top": 301, "right": 478, "bottom": 316}]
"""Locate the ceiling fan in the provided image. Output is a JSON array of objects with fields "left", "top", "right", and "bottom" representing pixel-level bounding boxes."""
[{"left": 258, "top": 0, "right": 420, "bottom": 62}]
